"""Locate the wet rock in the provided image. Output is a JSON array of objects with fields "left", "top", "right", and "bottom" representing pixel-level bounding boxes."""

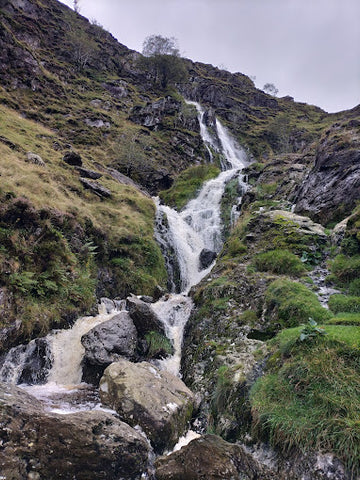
[
  {"left": 126, "top": 294, "right": 165, "bottom": 336},
  {"left": 0, "top": 337, "right": 52, "bottom": 385},
  {"left": 155, "top": 434, "right": 258, "bottom": 480},
  {"left": 155, "top": 434, "right": 350, "bottom": 480},
  {"left": 26, "top": 151, "right": 45, "bottom": 166},
  {"left": 81, "top": 312, "right": 137, "bottom": 384},
  {"left": 0, "top": 382, "right": 150, "bottom": 480},
  {"left": 80, "top": 178, "right": 111, "bottom": 198},
  {"left": 199, "top": 248, "right": 217, "bottom": 269},
  {"left": 75, "top": 166, "right": 102, "bottom": 179},
  {"left": 99, "top": 297, "right": 117, "bottom": 313},
  {"left": 100, "top": 359, "right": 195, "bottom": 452}
]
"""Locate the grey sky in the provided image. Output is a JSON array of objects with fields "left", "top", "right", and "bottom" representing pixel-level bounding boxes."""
[{"left": 60, "top": 0, "right": 360, "bottom": 113}]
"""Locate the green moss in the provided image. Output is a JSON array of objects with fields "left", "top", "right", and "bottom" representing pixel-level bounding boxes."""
[
  {"left": 330, "top": 254, "right": 360, "bottom": 286},
  {"left": 159, "top": 164, "right": 220, "bottom": 210},
  {"left": 328, "top": 294, "right": 360, "bottom": 314},
  {"left": 252, "top": 249, "right": 306, "bottom": 276},
  {"left": 250, "top": 327, "right": 360, "bottom": 475},
  {"left": 266, "top": 279, "right": 332, "bottom": 328}
]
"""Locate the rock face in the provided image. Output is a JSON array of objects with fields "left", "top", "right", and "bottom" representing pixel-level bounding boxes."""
[
  {"left": 294, "top": 124, "right": 360, "bottom": 225},
  {"left": 100, "top": 359, "right": 195, "bottom": 452},
  {"left": 81, "top": 311, "right": 138, "bottom": 384},
  {"left": 126, "top": 294, "right": 165, "bottom": 336},
  {"left": 0, "top": 382, "right": 150, "bottom": 480}
]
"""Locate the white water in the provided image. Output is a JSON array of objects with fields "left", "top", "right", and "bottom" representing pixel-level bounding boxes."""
[{"left": 154, "top": 101, "right": 249, "bottom": 375}]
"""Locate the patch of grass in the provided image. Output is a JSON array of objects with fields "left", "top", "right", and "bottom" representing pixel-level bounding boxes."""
[
  {"left": 252, "top": 249, "right": 306, "bottom": 276},
  {"left": 144, "top": 331, "right": 173, "bottom": 359},
  {"left": 250, "top": 326, "right": 360, "bottom": 476},
  {"left": 326, "top": 313, "right": 360, "bottom": 326},
  {"left": 266, "top": 279, "right": 332, "bottom": 328},
  {"left": 328, "top": 294, "right": 360, "bottom": 314},
  {"left": 159, "top": 164, "right": 220, "bottom": 210},
  {"left": 330, "top": 254, "right": 360, "bottom": 286}
]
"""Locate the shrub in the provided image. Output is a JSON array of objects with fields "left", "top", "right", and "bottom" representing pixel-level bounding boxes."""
[
  {"left": 253, "top": 249, "right": 306, "bottom": 276},
  {"left": 328, "top": 294, "right": 360, "bottom": 314},
  {"left": 266, "top": 279, "right": 332, "bottom": 328}
]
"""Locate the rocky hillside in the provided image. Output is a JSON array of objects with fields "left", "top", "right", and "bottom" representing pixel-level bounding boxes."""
[{"left": 0, "top": 0, "right": 360, "bottom": 478}]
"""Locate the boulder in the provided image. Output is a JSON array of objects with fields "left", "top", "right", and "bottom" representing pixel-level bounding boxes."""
[
  {"left": 26, "top": 151, "right": 45, "bottom": 166},
  {"left": 155, "top": 434, "right": 258, "bottom": 480},
  {"left": 100, "top": 359, "right": 195, "bottom": 452},
  {"left": 199, "top": 248, "right": 217, "bottom": 269},
  {"left": 81, "top": 312, "right": 137, "bottom": 384},
  {"left": 0, "top": 382, "right": 150, "bottom": 480},
  {"left": 80, "top": 178, "right": 111, "bottom": 198},
  {"left": 126, "top": 294, "right": 165, "bottom": 336},
  {"left": 63, "top": 151, "right": 82, "bottom": 166}
]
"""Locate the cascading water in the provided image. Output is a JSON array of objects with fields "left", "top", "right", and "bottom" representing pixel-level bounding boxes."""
[
  {"left": 0, "top": 101, "right": 249, "bottom": 420},
  {"left": 153, "top": 101, "right": 249, "bottom": 374}
]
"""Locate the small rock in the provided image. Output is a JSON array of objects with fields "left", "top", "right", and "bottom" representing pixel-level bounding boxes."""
[
  {"left": 199, "top": 248, "right": 217, "bottom": 269},
  {"left": 26, "top": 152, "right": 45, "bottom": 167},
  {"left": 63, "top": 151, "right": 82, "bottom": 166}
]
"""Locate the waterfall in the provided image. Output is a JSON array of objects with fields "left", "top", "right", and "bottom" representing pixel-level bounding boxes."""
[
  {"left": 156, "top": 101, "right": 249, "bottom": 293},
  {"left": 0, "top": 101, "right": 249, "bottom": 406},
  {"left": 153, "top": 101, "right": 249, "bottom": 374}
]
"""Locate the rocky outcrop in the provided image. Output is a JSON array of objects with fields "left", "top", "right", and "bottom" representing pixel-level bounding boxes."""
[
  {"left": 129, "top": 96, "right": 183, "bottom": 130},
  {"left": 126, "top": 294, "right": 165, "bottom": 336},
  {"left": 81, "top": 311, "right": 137, "bottom": 384},
  {"left": 0, "top": 382, "right": 150, "bottom": 480},
  {"left": 79, "top": 178, "right": 112, "bottom": 197},
  {"left": 100, "top": 359, "right": 195, "bottom": 452},
  {"left": 294, "top": 123, "right": 360, "bottom": 225},
  {"left": 75, "top": 166, "right": 102, "bottom": 179}
]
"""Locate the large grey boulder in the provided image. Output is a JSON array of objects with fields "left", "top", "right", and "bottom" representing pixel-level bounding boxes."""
[
  {"left": 126, "top": 294, "right": 165, "bottom": 336},
  {"left": 0, "top": 382, "right": 150, "bottom": 480},
  {"left": 81, "top": 312, "right": 137, "bottom": 384},
  {"left": 100, "top": 359, "right": 195, "bottom": 452}
]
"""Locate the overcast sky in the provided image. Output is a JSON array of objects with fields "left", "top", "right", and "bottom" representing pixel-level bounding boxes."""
[{"left": 60, "top": 0, "right": 360, "bottom": 113}]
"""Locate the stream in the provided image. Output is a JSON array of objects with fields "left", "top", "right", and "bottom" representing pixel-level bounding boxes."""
[{"left": 0, "top": 101, "right": 249, "bottom": 443}]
